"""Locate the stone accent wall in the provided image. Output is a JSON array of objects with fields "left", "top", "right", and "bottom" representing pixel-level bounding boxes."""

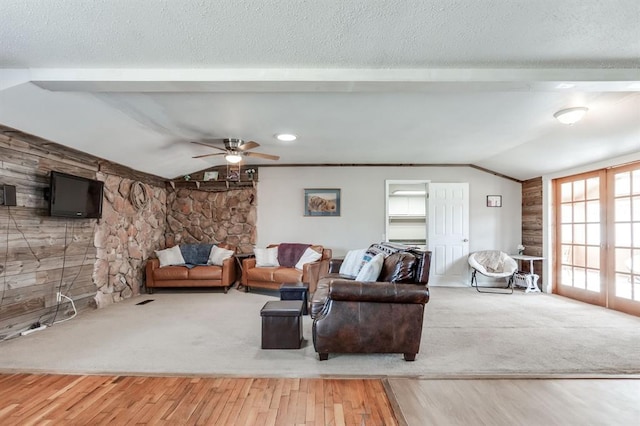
[
  {"left": 93, "top": 173, "right": 167, "bottom": 308},
  {"left": 166, "top": 187, "right": 256, "bottom": 253}
]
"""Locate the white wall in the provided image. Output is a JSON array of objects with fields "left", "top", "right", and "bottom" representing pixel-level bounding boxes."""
[{"left": 257, "top": 166, "right": 522, "bottom": 257}]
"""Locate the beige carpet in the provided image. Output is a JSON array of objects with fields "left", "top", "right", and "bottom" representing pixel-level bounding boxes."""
[{"left": 0, "top": 287, "right": 638, "bottom": 377}]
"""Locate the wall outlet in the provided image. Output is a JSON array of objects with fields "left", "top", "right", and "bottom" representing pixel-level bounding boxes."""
[{"left": 56, "top": 291, "right": 62, "bottom": 303}]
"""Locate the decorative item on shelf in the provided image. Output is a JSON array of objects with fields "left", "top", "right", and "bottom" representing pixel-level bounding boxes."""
[
  {"left": 183, "top": 175, "right": 191, "bottom": 181},
  {"left": 487, "top": 195, "right": 502, "bottom": 207},
  {"left": 227, "top": 170, "right": 240, "bottom": 181},
  {"left": 517, "top": 244, "right": 525, "bottom": 255},
  {"left": 204, "top": 171, "right": 219, "bottom": 181},
  {"left": 245, "top": 168, "right": 256, "bottom": 180}
]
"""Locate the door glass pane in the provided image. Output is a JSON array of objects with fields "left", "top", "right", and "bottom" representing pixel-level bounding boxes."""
[
  {"left": 616, "top": 223, "right": 632, "bottom": 247},
  {"left": 615, "top": 172, "right": 631, "bottom": 196},
  {"left": 615, "top": 274, "right": 632, "bottom": 298},
  {"left": 586, "top": 177, "right": 599, "bottom": 199},
  {"left": 634, "top": 223, "right": 640, "bottom": 248},
  {"left": 615, "top": 248, "right": 631, "bottom": 273},
  {"left": 561, "top": 204, "right": 572, "bottom": 223},
  {"left": 615, "top": 198, "right": 631, "bottom": 222},
  {"left": 586, "top": 246, "right": 600, "bottom": 269},
  {"left": 573, "top": 202, "right": 585, "bottom": 222},
  {"left": 574, "top": 268, "right": 586, "bottom": 289},
  {"left": 562, "top": 225, "right": 573, "bottom": 243},
  {"left": 561, "top": 245, "right": 572, "bottom": 264},
  {"left": 633, "top": 196, "right": 640, "bottom": 221},
  {"left": 573, "top": 246, "right": 586, "bottom": 267},
  {"left": 561, "top": 265, "right": 573, "bottom": 283},
  {"left": 586, "top": 200, "right": 600, "bottom": 222},
  {"left": 586, "top": 223, "right": 600, "bottom": 245},
  {"left": 561, "top": 182, "right": 572, "bottom": 202},
  {"left": 633, "top": 170, "right": 640, "bottom": 195},
  {"left": 586, "top": 269, "right": 600, "bottom": 292},
  {"left": 573, "top": 224, "right": 585, "bottom": 245},
  {"left": 573, "top": 181, "right": 585, "bottom": 201}
]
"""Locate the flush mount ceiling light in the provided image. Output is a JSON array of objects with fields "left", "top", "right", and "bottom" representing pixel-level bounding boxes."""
[
  {"left": 554, "top": 107, "right": 589, "bottom": 125},
  {"left": 225, "top": 153, "right": 242, "bottom": 163},
  {"left": 275, "top": 133, "right": 297, "bottom": 142}
]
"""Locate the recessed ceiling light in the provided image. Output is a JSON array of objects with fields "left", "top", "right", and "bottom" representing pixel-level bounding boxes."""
[
  {"left": 554, "top": 107, "right": 588, "bottom": 125},
  {"left": 275, "top": 133, "right": 297, "bottom": 142}
]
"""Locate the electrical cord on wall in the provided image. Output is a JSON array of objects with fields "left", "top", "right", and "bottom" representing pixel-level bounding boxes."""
[{"left": 45, "top": 220, "right": 95, "bottom": 326}]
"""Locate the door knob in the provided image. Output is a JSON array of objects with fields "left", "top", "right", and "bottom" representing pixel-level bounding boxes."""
[{"left": 463, "top": 239, "right": 469, "bottom": 242}]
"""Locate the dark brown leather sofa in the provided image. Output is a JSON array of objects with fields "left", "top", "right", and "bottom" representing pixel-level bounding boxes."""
[{"left": 310, "top": 247, "right": 431, "bottom": 361}]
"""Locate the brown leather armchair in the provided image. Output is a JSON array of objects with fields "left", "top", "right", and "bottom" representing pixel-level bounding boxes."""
[{"left": 311, "top": 248, "right": 431, "bottom": 361}]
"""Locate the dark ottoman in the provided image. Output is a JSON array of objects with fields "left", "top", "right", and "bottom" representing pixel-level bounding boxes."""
[
  {"left": 260, "top": 300, "right": 304, "bottom": 349},
  {"left": 279, "top": 282, "right": 309, "bottom": 315}
]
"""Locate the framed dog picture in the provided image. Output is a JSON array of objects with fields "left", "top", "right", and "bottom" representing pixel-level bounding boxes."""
[{"left": 304, "top": 188, "right": 341, "bottom": 216}]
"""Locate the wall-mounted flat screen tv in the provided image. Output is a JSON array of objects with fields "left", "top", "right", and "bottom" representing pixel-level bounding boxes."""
[{"left": 49, "top": 171, "right": 104, "bottom": 219}]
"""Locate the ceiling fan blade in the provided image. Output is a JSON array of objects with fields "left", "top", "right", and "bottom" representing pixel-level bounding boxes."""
[
  {"left": 238, "top": 141, "right": 260, "bottom": 151},
  {"left": 244, "top": 152, "right": 280, "bottom": 161},
  {"left": 191, "top": 141, "right": 227, "bottom": 151},
  {"left": 192, "top": 152, "right": 226, "bottom": 159}
]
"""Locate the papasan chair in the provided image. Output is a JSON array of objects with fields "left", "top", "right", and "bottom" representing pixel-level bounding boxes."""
[{"left": 468, "top": 250, "right": 518, "bottom": 294}]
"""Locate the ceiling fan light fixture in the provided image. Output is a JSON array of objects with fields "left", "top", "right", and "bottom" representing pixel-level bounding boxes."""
[
  {"left": 275, "top": 133, "right": 297, "bottom": 142},
  {"left": 225, "top": 153, "right": 242, "bottom": 164},
  {"left": 554, "top": 107, "right": 588, "bottom": 125}
]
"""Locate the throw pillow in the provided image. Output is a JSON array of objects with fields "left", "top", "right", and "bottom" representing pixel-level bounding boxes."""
[
  {"left": 254, "top": 247, "right": 280, "bottom": 267},
  {"left": 355, "top": 253, "right": 384, "bottom": 282},
  {"left": 294, "top": 247, "right": 322, "bottom": 270},
  {"left": 208, "top": 245, "right": 235, "bottom": 266},
  {"left": 180, "top": 244, "right": 214, "bottom": 265},
  {"left": 338, "top": 248, "right": 367, "bottom": 277},
  {"left": 155, "top": 245, "right": 185, "bottom": 267}
]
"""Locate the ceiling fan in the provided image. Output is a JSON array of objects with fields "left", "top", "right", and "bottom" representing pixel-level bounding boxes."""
[{"left": 191, "top": 138, "right": 280, "bottom": 163}]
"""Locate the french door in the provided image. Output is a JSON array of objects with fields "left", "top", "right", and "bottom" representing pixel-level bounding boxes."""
[{"left": 555, "top": 162, "right": 640, "bottom": 316}]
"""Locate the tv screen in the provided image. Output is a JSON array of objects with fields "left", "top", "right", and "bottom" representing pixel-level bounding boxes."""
[{"left": 49, "top": 171, "right": 104, "bottom": 219}]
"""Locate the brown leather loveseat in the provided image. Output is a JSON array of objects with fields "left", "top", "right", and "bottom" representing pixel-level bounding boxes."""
[
  {"left": 241, "top": 243, "right": 331, "bottom": 293},
  {"left": 311, "top": 244, "right": 431, "bottom": 361},
  {"left": 145, "top": 243, "right": 237, "bottom": 293}
]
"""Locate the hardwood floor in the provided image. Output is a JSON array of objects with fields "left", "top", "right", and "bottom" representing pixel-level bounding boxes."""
[
  {"left": 0, "top": 374, "right": 398, "bottom": 425},
  {"left": 3, "top": 373, "right": 639, "bottom": 425}
]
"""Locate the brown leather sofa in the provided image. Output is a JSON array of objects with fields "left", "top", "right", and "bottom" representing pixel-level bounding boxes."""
[
  {"left": 145, "top": 243, "right": 237, "bottom": 293},
  {"left": 241, "top": 244, "right": 331, "bottom": 293},
  {"left": 310, "top": 247, "right": 431, "bottom": 361}
]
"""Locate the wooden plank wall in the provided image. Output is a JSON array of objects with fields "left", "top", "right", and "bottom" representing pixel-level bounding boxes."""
[
  {"left": 0, "top": 126, "right": 166, "bottom": 338},
  {"left": 522, "top": 177, "right": 543, "bottom": 282}
]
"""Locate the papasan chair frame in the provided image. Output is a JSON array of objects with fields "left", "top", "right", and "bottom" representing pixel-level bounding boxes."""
[{"left": 468, "top": 250, "right": 518, "bottom": 294}]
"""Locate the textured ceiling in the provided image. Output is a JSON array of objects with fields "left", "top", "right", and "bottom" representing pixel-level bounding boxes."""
[{"left": 1, "top": 0, "right": 639, "bottom": 180}]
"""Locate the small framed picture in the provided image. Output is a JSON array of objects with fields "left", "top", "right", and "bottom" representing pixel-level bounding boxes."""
[
  {"left": 487, "top": 195, "right": 502, "bottom": 207},
  {"left": 304, "top": 188, "right": 340, "bottom": 216},
  {"left": 203, "top": 171, "right": 219, "bottom": 181}
]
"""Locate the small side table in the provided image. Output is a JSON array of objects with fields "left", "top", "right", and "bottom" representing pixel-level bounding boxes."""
[
  {"left": 510, "top": 254, "right": 544, "bottom": 293},
  {"left": 234, "top": 253, "right": 254, "bottom": 290},
  {"left": 279, "top": 282, "right": 309, "bottom": 315}
]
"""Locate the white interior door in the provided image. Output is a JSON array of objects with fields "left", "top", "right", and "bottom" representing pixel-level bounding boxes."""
[{"left": 428, "top": 183, "right": 470, "bottom": 286}]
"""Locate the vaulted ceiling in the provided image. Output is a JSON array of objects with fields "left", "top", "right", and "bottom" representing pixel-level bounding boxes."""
[{"left": 1, "top": 1, "right": 639, "bottom": 180}]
